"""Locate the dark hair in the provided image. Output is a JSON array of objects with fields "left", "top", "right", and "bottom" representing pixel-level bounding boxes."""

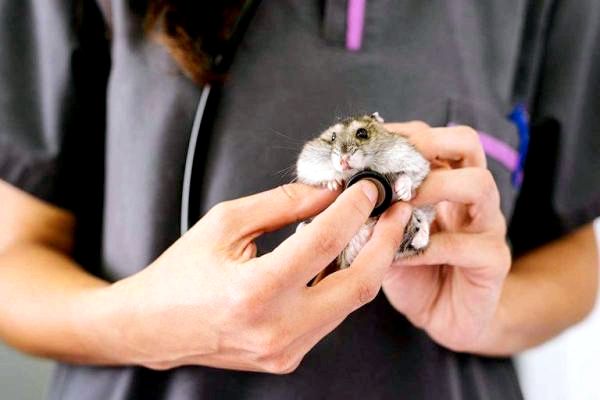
[{"left": 145, "top": 0, "right": 246, "bottom": 85}]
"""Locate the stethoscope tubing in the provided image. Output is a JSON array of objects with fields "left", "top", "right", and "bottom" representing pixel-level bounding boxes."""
[{"left": 180, "top": 84, "right": 211, "bottom": 235}]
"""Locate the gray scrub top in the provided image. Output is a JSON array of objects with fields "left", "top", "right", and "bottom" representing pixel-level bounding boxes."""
[{"left": 1, "top": 1, "right": 599, "bottom": 399}]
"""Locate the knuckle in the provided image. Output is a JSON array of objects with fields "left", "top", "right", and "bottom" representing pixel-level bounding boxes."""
[
  {"left": 480, "top": 169, "right": 496, "bottom": 189},
  {"left": 497, "top": 214, "right": 508, "bottom": 235},
  {"left": 255, "top": 328, "right": 301, "bottom": 374},
  {"left": 144, "top": 361, "right": 174, "bottom": 371},
  {"left": 482, "top": 236, "right": 511, "bottom": 278},
  {"left": 315, "top": 230, "right": 344, "bottom": 256},
  {"left": 255, "top": 329, "right": 288, "bottom": 359},
  {"left": 496, "top": 241, "right": 512, "bottom": 275},
  {"left": 207, "top": 201, "right": 235, "bottom": 227},
  {"left": 457, "top": 125, "right": 479, "bottom": 143},
  {"left": 473, "top": 169, "right": 497, "bottom": 201},
  {"left": 263, "top": 352, "right": 301, "bottom": 375},
  {"left": 208, "top": 201, "right": 230, "bottom": 218},
  {"left": 226, "top": 286, "right": 264, "bottom": 322},
  {"left": 408, "top": 120, "right": 431, "bottom": 131},
  {"left": 355, "top": 279, "right": 379, "bottom": 306}
]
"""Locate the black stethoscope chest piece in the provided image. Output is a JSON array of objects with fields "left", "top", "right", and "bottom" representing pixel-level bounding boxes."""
[{"left": 345, "top": 170, "right": 393, "bottom": 218}]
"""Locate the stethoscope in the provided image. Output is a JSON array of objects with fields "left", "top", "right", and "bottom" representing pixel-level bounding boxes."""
[
  {"left": 179, "top": 0, "right": 262, "bottom": 236},
  {"left": 179, "top": 1, "right": 393, "bottom": 235}
]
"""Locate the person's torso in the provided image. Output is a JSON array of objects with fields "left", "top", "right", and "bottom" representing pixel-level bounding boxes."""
[{"left": 50, "top": 1, "right": 527, "bottom": 399}]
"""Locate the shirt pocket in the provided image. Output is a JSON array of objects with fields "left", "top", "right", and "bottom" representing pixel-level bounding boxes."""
[{"left": 446, "top": 97, "right": 521, "bottom": 220}]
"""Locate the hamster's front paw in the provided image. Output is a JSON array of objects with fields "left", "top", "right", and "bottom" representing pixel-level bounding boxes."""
[
  {"left": 322, "top": 177, "right": 343, "bottom": 191},
  {"left": 394, "top": 174, "right": 413, "bottom": 201}
]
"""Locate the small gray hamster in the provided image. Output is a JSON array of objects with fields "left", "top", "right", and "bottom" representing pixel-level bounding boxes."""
[{"left": 296, "top": 112, "right": 435, "bottom": 269}]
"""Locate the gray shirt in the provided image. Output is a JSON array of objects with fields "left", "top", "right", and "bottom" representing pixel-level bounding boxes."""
[{"left": 1, "top": 1, "right": 599, "bottom": 399}]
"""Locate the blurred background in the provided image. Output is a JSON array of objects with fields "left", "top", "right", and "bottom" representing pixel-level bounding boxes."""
[{"left": 0, "top": 343, "right": 52, "bottom": 399}]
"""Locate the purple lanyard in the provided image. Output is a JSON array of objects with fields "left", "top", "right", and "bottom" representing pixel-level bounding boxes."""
[
  {"left": 473, "top": 104, "right": 529, "bottom": 187},
  {"left": 477, "top": 131, "right": 519, "bottom": 172},
  {"left": 346, "top": 0, "right": 366, "bottom": 51}
]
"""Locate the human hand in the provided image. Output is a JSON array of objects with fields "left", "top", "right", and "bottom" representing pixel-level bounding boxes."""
[
  {"left": 381, "top": 122, "right": 511, "bottom": 352},
  {"left": 97, "top": 182, "right": 411, "bottom": 372}
]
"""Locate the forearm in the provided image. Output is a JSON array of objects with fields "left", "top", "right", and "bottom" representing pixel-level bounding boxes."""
[
  {"left": 473, "top": 223, "right": 599, "bottom": 356},
  {"left": 0, "top": 242, "right": 125, "bottom": 365}
]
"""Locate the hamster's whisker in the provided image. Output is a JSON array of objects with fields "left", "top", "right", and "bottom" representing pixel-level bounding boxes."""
[
  {"left": 269, "top": 145, "right": 301, "bottom": 151},
  {"left": 268, "top": 129, "right": 304, "bottom": 144},
  {"left": 272, "top": 164, "right": 297, "bottom": 177}
]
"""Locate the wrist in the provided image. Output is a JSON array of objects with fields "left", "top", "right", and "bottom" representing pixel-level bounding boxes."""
[
  {"left": 465, "top": 273, "right": 526, "bottom": 356},
  {"left": 465, "top": 295, "right": 515, "bottom": 356},
  {"left": 79, "top": 272, "right": 191, "bottom": 369},
  {"left": 68, "top": 279, "right": 138, "bottom": 365}
]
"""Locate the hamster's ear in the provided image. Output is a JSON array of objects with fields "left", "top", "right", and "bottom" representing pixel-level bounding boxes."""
[{"left": 370, "top": 112, "right": 384, "bottom": 123}]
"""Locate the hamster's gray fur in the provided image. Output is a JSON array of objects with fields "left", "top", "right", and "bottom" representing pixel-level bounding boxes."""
[{"left": 296, "top": 113, "right": 435, "bottom": 269}]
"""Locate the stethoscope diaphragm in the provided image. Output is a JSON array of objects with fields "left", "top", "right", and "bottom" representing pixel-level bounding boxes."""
[{"left": 345, "top": 170, "right": 393, "bottom": 217}]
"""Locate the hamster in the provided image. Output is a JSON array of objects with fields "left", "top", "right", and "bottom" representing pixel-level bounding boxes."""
[{"left": 296, "top": 112, "right": 435, "bottom": 269}]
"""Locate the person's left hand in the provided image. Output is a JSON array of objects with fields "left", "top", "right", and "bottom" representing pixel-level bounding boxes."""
[{"left": 381, "top": 122, "right": 512, "bottom": 352}]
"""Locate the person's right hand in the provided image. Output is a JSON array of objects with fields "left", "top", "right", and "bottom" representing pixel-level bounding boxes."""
[{"left": 91, "top": 182, "right": 411, "bottom": 373}]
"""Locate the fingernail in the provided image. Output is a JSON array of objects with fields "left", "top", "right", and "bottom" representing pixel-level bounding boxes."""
[
  {"left": 386, "top": 203, "right": 412, "bottom": 225},
  {"left": 359, "top": 180, "right": 379, "bottom": 205}
]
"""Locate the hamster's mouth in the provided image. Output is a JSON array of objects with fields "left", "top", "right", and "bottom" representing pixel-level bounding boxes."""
[
  {"left": 333, "top": 161, "right": 360, "bottom": 174},
  {"left": 332, "top": 152, "right": 369, "bottom": 174}
]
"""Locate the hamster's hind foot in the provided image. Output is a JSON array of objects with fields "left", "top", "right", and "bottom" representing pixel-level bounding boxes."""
[{"left": 395, "top": 207, "right": 435, "bottom": 259}]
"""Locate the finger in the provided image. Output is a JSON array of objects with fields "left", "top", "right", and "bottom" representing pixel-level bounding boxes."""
[
  {"left": 203, "top": 183, "right": 339, "bottom": 240},
  {"left": 411, "top": 168, "right": 502, "bottom": 232},
  {"left": 407, "top": 126, "right": 486, "bottom": 168},
  {"left": 384, "top": 121, "right": 431, "bottom": 136},
  {"left": 267, "top": 180, "right": 379, "bottom": 282},
  {"left": 385, "top": 124, "right": 486, "bottom": 168},
  {"left": 306, "top": 203, "right": 413, "bottom": 319},
  {"left": 393, "top": 232, "right": 511, "bottom": 275}
]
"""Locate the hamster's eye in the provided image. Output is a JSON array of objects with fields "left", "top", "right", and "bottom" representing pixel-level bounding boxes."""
[
  {"left": 356, "top": 128, "right": 369, "bottom": 139},
  {"left": 331, "top": 132, "right": 336, "bottom": 141}
]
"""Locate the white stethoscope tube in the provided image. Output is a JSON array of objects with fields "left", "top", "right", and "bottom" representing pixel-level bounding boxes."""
[{"left": 180, "top": 84, "right": 211, "bottom": 236}]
